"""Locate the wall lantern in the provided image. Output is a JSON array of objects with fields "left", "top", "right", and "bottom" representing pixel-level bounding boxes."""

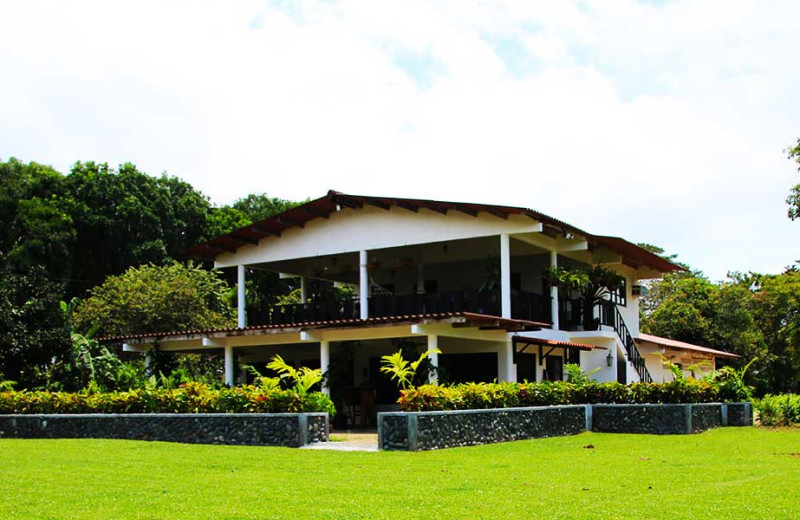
[
  {"left": 442, "top": 243, "right": 449, "bottom": 255},
  {"left": 606, "top": 351, "right": 613, "bottom": 367}
]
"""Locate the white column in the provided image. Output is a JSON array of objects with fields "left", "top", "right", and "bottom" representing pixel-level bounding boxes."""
[
  {"left": 320, "top": 340, "right": 330, "bottom": 396},
  {"left": 359, "top": 250, "right": 369, "bottom": 319},
  {"left": 224, "top": 345, "right": 235, "bottom": 386},
  {"left": 550, "top": 251, "right": 560, "bottom": 330},
  {"left": 500, "top": 234, "right": 511, "bottom": 319},
  {"left": 237, "top": 264, "right": 246, "bottom": 328},
  {"left": 417, "top": 263, "right": 425, "bottom": 294},
  {"left": 427, "top": 334, "right": 439, "bottom": 385},
  {"left": 497, "top": 340, "right": 514, "bottom": 382},
  {"left": 300, "top": 276, "right": 308, "bottom": 304}
]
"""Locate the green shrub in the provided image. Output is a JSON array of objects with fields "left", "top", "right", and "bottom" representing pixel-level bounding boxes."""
[
  {"left": 0, "top": 383, "right": 335, "bottom": 416},
  {"left": 755, "top": 394, "right": 800, "bottom": 426},
  {"left": 397, "top": 379, "right": 737, "bottom": 412}
]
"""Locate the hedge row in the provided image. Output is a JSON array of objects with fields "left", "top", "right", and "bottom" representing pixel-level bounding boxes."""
[
  {"left": 0, "top": 383, "right": 335, "bottom": 416},
  {"left": 398, "top": 379, "right": 748, "bottom": 412}
]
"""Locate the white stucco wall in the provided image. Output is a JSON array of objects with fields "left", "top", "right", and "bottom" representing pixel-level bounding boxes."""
[{"left": 215, "top": 206, "right": 543, "bottom": 268}]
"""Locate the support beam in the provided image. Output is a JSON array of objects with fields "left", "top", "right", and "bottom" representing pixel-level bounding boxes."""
[
  {"left": 550, "top": 251, "right": 560, "bottom": 331},
  {"left": 237, "top": 265, "right": 246, "bottom": 328},
  {"left": 500, "top": 234, "right": 511, "bottom": 319},
  {"left": 300, "top": 277, "right": 308, "bottom": 304},
  {"left": 359, "top": 250, "right": 369, "bottom": 320},
  {"left": 427, "top": 334, "right": 439, "bottom": 385},
  {"left": 224, "top": 345, "right": 235, "bottom": 386},
  {"left": 498, "top": 340, "right": 514, "bottom": 382},
  {"left": 320, "top": 340, "right": 330, "bottom": 396}
]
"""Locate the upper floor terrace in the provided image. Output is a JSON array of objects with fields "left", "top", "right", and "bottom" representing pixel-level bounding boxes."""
[{"left": 191, "top": 191, "right": 682, "bottom": 338}]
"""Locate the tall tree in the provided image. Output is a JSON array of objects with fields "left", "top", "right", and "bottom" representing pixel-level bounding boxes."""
[
  {"left": 0, "top": 264, "right": 70, "bottom": 386},
  {"left": 64, "top": 162, "right": 211, "bottom": 294}
]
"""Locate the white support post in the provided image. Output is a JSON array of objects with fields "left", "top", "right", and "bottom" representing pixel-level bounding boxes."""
[
  {"left": 224, "top": 345, "right": 235, "bottom": 386},
  {"left": 427, "top": 334, "right": 439, "bottom": 385},
  {"left": 550, "top": 251, "right": 560, "bottom": 330},
  {"left": 359, "top": 250, "right": 369, "bottom": 320},
  {"left": 300, "top": 276, "right": 308, "bottom": 304},
  {"left": 498, "top": 340, "right": 514, "bottom": 382},
  {"left": 320, "top": 340, "right": 330, "bottom": 396},
  {"left": 237, "top": 264, "right": 246, "bottom": 328},
  {"left": 500, "top": 233, "right": 511, "bottom": 319}
]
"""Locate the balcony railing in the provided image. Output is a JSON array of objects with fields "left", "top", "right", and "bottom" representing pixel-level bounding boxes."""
[
  {"left": 246, "top": 298, "right": 360, "bottom": 326},
  {"left": 247, "top": 290, "right": 552, "bottom": 327}
]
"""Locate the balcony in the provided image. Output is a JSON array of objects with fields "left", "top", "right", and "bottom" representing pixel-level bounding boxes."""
[{"left": 246, "top": 290, "right": 552, "bottom": 327}]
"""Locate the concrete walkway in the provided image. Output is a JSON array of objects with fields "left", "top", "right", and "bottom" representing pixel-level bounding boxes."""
[{"left": 301, "top": 432, "right": 379, "bottom": 452}]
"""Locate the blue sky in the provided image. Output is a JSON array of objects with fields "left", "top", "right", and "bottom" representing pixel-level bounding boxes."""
[{"left": 0, "top": 0, "right": 798, "bottom": 280}]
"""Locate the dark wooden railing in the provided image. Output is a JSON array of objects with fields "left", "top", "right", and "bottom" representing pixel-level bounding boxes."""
[
  {"left": 246, "top": 298, "right": 360, "bottom": 326},
  {"left": 597, "top": 301, "right": 653, "bottom": 383},
  {"left": 248, "top": 290, "right": 552, "bottom": 327}
]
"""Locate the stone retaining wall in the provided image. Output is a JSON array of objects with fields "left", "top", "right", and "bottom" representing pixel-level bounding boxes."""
[
  {"left": 0, "top": 413, "right": 329, "bottom": 447},
  {"left": 592, "top": 404, "right": 724, "bottom": 434},
  {"left": 379, "top": 405, "right": 586, "bottom": 451},
  {"left": 725, "top": 402, "right": 754, "bottom": 426},
  {"left": 379, "top": 403, "right": 752, "bottom": 451}
]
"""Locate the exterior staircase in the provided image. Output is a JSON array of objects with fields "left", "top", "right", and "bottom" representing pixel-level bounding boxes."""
[{"left": 598, "top": 301, "right": 653, "bottom": 384}]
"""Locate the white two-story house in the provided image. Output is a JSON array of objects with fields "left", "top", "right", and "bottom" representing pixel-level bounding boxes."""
[{"left": 116, "top": 190, "right": 737, "bottom": 422}]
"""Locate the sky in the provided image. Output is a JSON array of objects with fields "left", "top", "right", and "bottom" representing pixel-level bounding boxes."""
[{"left": 1, "top": 0, "right": 798, "bottom": 280}]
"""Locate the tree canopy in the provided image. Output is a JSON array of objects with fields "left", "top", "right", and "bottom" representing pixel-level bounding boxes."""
[{"left": 74, "top": 262, "right": 236, "bottom": 338}]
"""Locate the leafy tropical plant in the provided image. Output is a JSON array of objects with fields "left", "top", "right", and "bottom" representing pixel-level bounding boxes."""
[
  {"left": 243, "top": 365, "right": 281, "bottom": 392},
  {"left": 564, "top": 363, "right": 601, "bottom": 386},
  {"left": 266, "top": 355, "right": 323, "bottom": 395},
  {"left": 755, "top": 393, "right": 800, "bottom": 426},
  {"left": 380, "top": 348, "right": 441, "bottom": 390},
  {"left": 710, "top": 358, "right": 757, "bottom": 401}
]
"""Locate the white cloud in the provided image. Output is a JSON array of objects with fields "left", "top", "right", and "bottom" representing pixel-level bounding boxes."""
[{"left": 0, "top": 0, "right": 798, "bottom": 279}]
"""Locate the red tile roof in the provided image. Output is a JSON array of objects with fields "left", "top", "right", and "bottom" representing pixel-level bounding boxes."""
[
  {"left": 636, "top": 333, "right": 740, "bottom": 358},
  {"left": 100, "top": 312, "right": 546, "bottom": 343}
]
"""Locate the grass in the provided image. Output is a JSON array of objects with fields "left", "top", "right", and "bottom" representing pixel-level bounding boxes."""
[{"left": 1, "top": 428, "right": 799, "bottom": 519}]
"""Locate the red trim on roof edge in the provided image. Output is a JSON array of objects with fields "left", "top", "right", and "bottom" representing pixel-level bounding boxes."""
[{"left": 100, "top": 312, "right": 546, "bottom": 343}]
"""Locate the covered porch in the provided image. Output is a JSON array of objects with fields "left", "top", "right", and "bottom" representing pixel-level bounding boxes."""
[{"left": 119, "top": 313, "right": 615, "bottom": 428}]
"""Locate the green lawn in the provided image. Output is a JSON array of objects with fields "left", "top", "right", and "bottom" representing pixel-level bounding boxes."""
[{"left": 1, "top": 428, "right": 798, "bottom": 519}]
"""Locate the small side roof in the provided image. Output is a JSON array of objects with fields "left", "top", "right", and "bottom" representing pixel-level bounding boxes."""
[
  {"left": 636, "top": 333, "right": 740, "bottom": 359},
  {"left": 189, "top": 190, "right": 685, "bottom": 274},
  {"left": 512, "top": 336, "right": 607, "bottom": 351}
]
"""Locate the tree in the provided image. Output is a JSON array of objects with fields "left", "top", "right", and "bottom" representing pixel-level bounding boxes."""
[
  {"left": 231, "top": 193, "right": 304, "bottom": 223},
  {"left": 787, "top": 138, "right": 800, "bottom": 221},
  {"left": 0, "top": 264, "right": 70, "bottom": 386},
  {"left": 73, "top": 262, "right": 235, "bottom": 338},
  {"left": 64, "top": 161, "right": 211, "bottom": 294},
  {"left": 0, "top": 158, "right": 75, "bottom": 280},
  {"left": 750, "top": 267, "right": 800, "bottom": 393}
]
